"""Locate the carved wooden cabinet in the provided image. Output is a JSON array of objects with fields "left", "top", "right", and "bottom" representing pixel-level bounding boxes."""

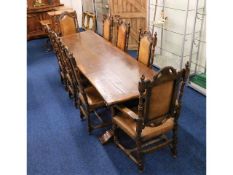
[
  {"left": 27, "top": 10, "right": 50, "bottom": 39},
  {"left": 27, "top": 0, "right": 63, "bottom": 40}
]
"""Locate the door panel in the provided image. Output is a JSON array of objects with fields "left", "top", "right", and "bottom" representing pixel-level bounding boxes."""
[{"left": 110, "top": 0, "right": 148, "bottom": 50}]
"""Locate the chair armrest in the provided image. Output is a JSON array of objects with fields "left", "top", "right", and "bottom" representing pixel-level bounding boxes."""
[
  {"left": 114, "top": 105, "right": 140, "bottom": 121},
  {"left": 173, "top": 100, "right": 181, "bottom": 120}
]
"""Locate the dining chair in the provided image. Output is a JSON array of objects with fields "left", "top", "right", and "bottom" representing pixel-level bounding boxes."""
[
  {"left": 60, "top": 43, "right": 76, "bottom": 99},
  {"left": 46, "top": 26, "right": 54, "bottom": 49},
  {"left": 82, "top": 11, "right": 89, "bottom": 30},
  {"left": 41, "top": 22, "right": 53, "bottom": 52},
  {"left": 48, "top": 30, "right": 66, "bottom": 85},
  {"left": 87, "top": 12, "right": 97, "bottom": 32},
  {"left": 63, "top": 44, "right": 92, "bottom": 107},
  {"left": 51, "top": 36, "right": 74, "bottom": 97},
  {"left": 102, "top": 15, "right": 114, "bottom": 42},
  {"left": 82, "top": 11, "right": 97, "bottom": 32},
  {"left": 49, "top": 30, "right": 59, "bottom": 60},
  {"left": 58, "top": 11, "right": 79, "bottom": 36},
  {"left": 67, "top": 51, "right": 111, "bottom": 133},
  {"left": 108, "top": 15, "right": 120, "bottom": 45},
  {"left": 116, "top": 20, "right": 130, "bottom": 52},
  {"left": 111, "top": 62, "right": 190, "bottom": 171},
  {"left": 137, "top": 29, "right": 157, "bottom": 68}
]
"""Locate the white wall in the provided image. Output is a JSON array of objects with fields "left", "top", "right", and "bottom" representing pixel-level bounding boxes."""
[{"left": 60, "top": 0, "right": 83, "bottom": 26}]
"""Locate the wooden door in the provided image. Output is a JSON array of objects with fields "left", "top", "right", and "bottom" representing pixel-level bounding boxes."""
[{"left": 109, "top": 0, "right": 148, "bottom": 50}]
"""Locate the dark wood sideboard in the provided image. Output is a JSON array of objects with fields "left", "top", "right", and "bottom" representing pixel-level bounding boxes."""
[{"left": 27, "top": 0, "right": 63, "bottom": 40}]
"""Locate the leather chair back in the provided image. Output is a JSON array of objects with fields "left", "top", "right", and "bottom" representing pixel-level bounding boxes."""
[
  {"left": 58, "top": 11, "right": 79, "bottom": 36},
  {"left": 116, "top": 20, "right": 130, "bottom": 52},
  {"left": 67, "top": 51, "right": 89, "bottom": 108},
  {"left": 138, "top": 63, "right": 190, "bottom": 126},
  {"left": 103, "top": 15, "right": 113, "bottom": 41},
  {"left": 82, "top": 11, "right": 97, "bottom": 32},
  {"left": 137, "top": 30, "right": 157, "bottom": 67},
  {"left": 88, "top": 12, "right": 96, "bottom": 32},
  {"left": 82, "top": 11, "right": 89, "bottom": 30}
]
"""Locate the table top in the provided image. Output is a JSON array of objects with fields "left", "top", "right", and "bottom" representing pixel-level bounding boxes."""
[{"left": 61, "top": 31, "right": 157, "bottom": 106}]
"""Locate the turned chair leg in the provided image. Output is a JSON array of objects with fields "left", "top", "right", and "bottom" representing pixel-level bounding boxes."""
[
  {"left": 60, "top": 73, "right": 64, "bottom": 85},
  {"left": 171, "top": 127, "right": 178, "bottom": 158},
  {"left": 64, "top": 79, "right": 68, "bottom": 91},
  {"left": 78, "top": 99, "right": 85, "bottom": 121},
  {"left": 80, "top": 111, "right": 85, "bottom": 121},
  {"left": 45, "top": 38, "right": 52, "bottom": 52},
  {"left": 67, "top": 84, "right": 74, "bottom": 99},
  {"left": 136, "top": 139, "right": 144, "bottom": 171},
  {"left": 79, "top": 108, "right": 85, "bottom": 121},
  {"left": 68, "top": 91, "right": 73, "bottom": 99},
  {"left": 74, "top": 97, "right": 79, "bottom": 109},
  {"left": 112, "top": 123, "right": 119, "bottom": 145},
  {"left": 87, "top": 113, "right": 92, "bottom": 134}
]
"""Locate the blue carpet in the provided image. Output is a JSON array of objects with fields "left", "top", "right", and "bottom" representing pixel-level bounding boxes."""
[
  {"left": 27, "top": 38, "right": 206, "bottom": 175},
  {"left": 127, "top": 50, "right": 138, "bottom": 58}
]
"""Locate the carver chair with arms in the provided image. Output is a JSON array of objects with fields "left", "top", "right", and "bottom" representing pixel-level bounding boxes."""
[{"left": 112, "top": 62, "right": 190, "bottom": 171}]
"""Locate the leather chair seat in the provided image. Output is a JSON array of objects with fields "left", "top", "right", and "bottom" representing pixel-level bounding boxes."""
[
  {"left": 113, "top": 113, "right": 174, "bottom": 141},
  {"left": 84, "top": 86, "right": 105, "bottom": 109}
]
